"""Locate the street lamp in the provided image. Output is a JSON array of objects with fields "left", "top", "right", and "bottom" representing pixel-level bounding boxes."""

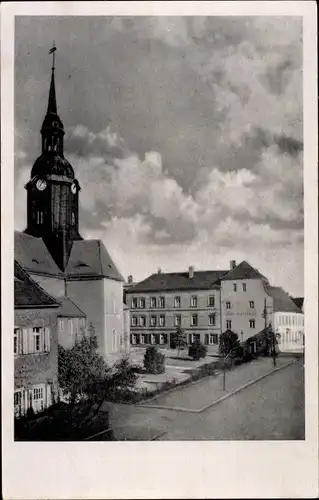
[{"left": 241, "top": 331, "right": 244, "bottom": 343}]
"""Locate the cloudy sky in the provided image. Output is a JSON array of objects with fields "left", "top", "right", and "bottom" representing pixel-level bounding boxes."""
[{"left": 14, "top": 16, "right": 303, "bottom": 296}]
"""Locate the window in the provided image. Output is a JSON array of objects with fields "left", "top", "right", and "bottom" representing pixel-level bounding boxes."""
[
  {"left": 209, "top": 314, "right": 216, "bottom": 326},
  {"left": 159, "top": 297, "right": 165, "bottom": 308},
  {"left": 71, "top": 212, "right": 76, "bottom": 226},
  {"left": 205, "top": 333, "right": 219, "bottom": 345},
  {"left": 68, "top": 319, "right": 73, "bottom": 337},
  {"left": 175, "top": 314, "right": 181, "bottom": 326},
  {"left": 59, "top": 319, "right": 64, "bottom": 331},
  {"left": 249, "top": 319, "right": 256, "bottom": 328},
  {"left": 226, "top": 301, "right": 231, "bottom": 309},
  {"left": 131, "top": 316, "right": 137, "bottom": 327},
  {"left": 208, "top": 296, "right": 215, "bottom": 307},
  {"left": 150, "top": 315, "right": 157, "bottom": 327},
  {"left": 174, "top": 296, "right": 181, "bottom": 308},
  {"left": 233, "top": 283, "right": 237, "bottom": 292},
  {"left": 139, "top": 316, "right": 146, "bottom": 327},
  {"left": 36, "top": 211, "right": 44, "bottom": 225},
  {"left": 112, "top": 329, "right": 117, "bottom": 351},
  {"left": 14, "top": 390, "right": 22, "bottom": 418},
  {"left": 150, "top": 297, "right": 157, "bottom": 308},
  {"left": 33, "top": 328, "right": 41, "bottom": 352},
  {"left": 226, "top": 320, "right": 232, "bottom": 329},
  {"left": 159, "top": 315, "right": 165, "bottom": 327},
  {"left": 14, "top": 328, "right": 22, "bottom": 355},
  {"left": 190, "top": 296, "right": 197, "bottom": 307},
  {"left": 139, "top": 297, "right": 145, "bottom": 309},
  {"left": 249, "top": 301, "right": 255, "bottom": 309},
  {"left": 132, "top": 298, "right": 137, "bottom": 309},
  {"left": 32, "top": 386, "right": 44, "bottom": 412},
  {"left": 242, "top": 283, "right": 247, "bottom": 292},
  {"left": 191, "top": 314, "right": 198, "bottom": 326},
  {"left": 212, "top": 334, "right": 219, "bottom": 345}
]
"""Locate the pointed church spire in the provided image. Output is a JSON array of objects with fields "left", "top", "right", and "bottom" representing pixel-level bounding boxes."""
[{"left": 47, "top": 42, "right": 57, "bottom": 114}]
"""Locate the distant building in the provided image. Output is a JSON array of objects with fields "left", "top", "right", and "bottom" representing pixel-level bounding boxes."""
[
  {"left": 123, "top": 275, "right": 137, "bottom": 305},
  {"left": 126, "top": 260, "right": 300, "bottom": 348},
  {"left": 125, "top": 265, "right": 228, "bottom": 348},
  {"left": 220, "top": 260, "right": 273, "bottom": 342},
  {"left": 14, "top": 261, "right": 60, "bottom": 417},
  {"left": 14, "top": 57, "right": 126, "bottom": 360},
  {"left": 267, "top": 287, "right": 304, "bottom": 352}
]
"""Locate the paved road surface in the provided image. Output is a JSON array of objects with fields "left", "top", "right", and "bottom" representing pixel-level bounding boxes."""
[
  {"left": 97, "top": 357, "right": 304, "bottom": 440},
  {"left": 157, "top": 358, "right": 305, "bottom": 440}
]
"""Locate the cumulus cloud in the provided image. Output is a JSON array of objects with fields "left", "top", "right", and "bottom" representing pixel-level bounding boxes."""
[{"left": 14, "top": 16, "right": 303, "bottom": 295}]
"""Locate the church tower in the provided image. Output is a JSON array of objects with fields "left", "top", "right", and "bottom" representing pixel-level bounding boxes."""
[{"left": 24, "top": 45, "right": 83, "bottom": 271}]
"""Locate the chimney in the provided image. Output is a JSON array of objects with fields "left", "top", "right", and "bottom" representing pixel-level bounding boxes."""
[
  {"left": 230, "top": 260, "right": 236, "bottom": 270},
  {"left": 127, "top": 275, "right": 133, "bottom": 284},
  {"left": 157, "top": 267, "right": 162, "bottom": 274},
  {"left": 189, "top": 266, "right": 194, "bottom": 279}
]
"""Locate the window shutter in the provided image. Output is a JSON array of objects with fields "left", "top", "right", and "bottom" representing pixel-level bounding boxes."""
[
  {"left": 44, "top": 327, "right": 50, "bottom": 352},
  {"left": 205, "top": 334, "right": 209, "bottom": 345},
  {"left": 22, "top": 328, "right": 29, "bottom": 354}
]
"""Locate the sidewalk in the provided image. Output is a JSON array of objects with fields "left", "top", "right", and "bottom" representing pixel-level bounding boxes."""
[{"left": 139, "top": 356, "right": 294, "bottom": 412}]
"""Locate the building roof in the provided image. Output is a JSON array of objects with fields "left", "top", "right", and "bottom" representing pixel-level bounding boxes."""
[
  {"left": 126, "top": 270, "right": 228, "bottom": 293},
  {"left": 267, "top": 286, "right": 302, "bottom": 313},
  {"left": 14, "top": 260, "right": 59, "bottom": 309},
  {"left": 221, "top": 261, "right": 268, "bottom": 281},
  {"left": 57, "top": 297, "right": 86, "bottom": 318},
  {"left": 291, "top": 297, "right": 304, "bottom": 310},
  {"left": 15, "top": 231, "right": 124, "bottom": 282}
]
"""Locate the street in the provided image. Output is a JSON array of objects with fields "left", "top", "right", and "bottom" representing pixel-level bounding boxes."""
[
  {"left": 157, "top": 358, "right": 305, "bottom": 440},
  {"left": 97, "top": 357, "right": 304, "bottom": 441}
]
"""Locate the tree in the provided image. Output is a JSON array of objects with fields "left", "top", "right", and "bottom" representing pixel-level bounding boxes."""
[
  {"left": 264, "top": 324, "right": 280, "bottom": 366},
  {"left": 58, "top": 334, "right": 139, "bottom": 412},
  {"left": 143, "top": 346, "right": 165, "bottom": 374},
  {"left": 170, "top": 326, "right": 187, "bottom": 356},
  {"left": 188, "top": 338, "right": 207, "bottom": 361},
  {"left": 58, "top": 335, "right": 109, "bottom": 407},
  {"left": 219, "top": 329, "right": 240, "bottom": 357}
]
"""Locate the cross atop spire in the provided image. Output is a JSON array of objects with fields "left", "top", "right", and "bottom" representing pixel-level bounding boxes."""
[{"left": 49, "top": 41, "right": 57, "bottom": 70}]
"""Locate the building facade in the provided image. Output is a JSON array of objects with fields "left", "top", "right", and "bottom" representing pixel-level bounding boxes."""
[
  {"left": 268, "top": 286, "right": 304, "bottom": 352},
  {"left": 126, "top": 260, "right": 301, "bottom": 349},
  {"left": 220, "top": 261, "right": 274, "bottom": 342},
  {"left": 126, "top": 267, "right": 227, "bottom": 348},
  {"left": 14, "top": 261, "right": 60, "bottom": 417},
  {"left": 14, "top": 56, "right": 127, "bottom": 360}
]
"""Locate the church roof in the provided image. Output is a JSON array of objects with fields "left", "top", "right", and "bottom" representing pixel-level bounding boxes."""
[
  {"left": 267, "top": 286, "right": 302, "bottom": 313},
  {"left": 14, "top": 260, "right": 59, "bottom": 308},
  {"left": 221, "top": 261, "right": 268, "bottom": 281},
  {"left": 126, "top": 270, "right": 228, "bottom": 293},
  {"left": 15, "top": 231, "right": 124, "bottom": 281},
  {"left": 31, "top": 153, "right": 74, "bottom": 179}
]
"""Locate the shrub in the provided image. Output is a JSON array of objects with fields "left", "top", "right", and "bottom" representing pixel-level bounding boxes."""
[
  {"left": 188, "top": 340, "right": 207, "bottom": 360},
  {"left": 219, "top": 329, "right": 240, "bottom": 356},
  {"left": 143, "top": 346, "right": 165, "bottom": 374}
]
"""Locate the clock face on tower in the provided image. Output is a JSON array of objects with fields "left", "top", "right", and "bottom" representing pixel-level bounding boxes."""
[
  {"left": 36, "top": 179, "right": 47, "bottom": 191},
  {"left": 71, "top": 183, "right": 77, "bottom": 194}
]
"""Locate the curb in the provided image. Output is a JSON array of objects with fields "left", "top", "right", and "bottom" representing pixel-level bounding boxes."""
[
  {"left": 139, "top": 360, "right": 295, "bottom": 414},
  {"left": 197, "top": 359, "right": 295, "bottom": 413}
]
